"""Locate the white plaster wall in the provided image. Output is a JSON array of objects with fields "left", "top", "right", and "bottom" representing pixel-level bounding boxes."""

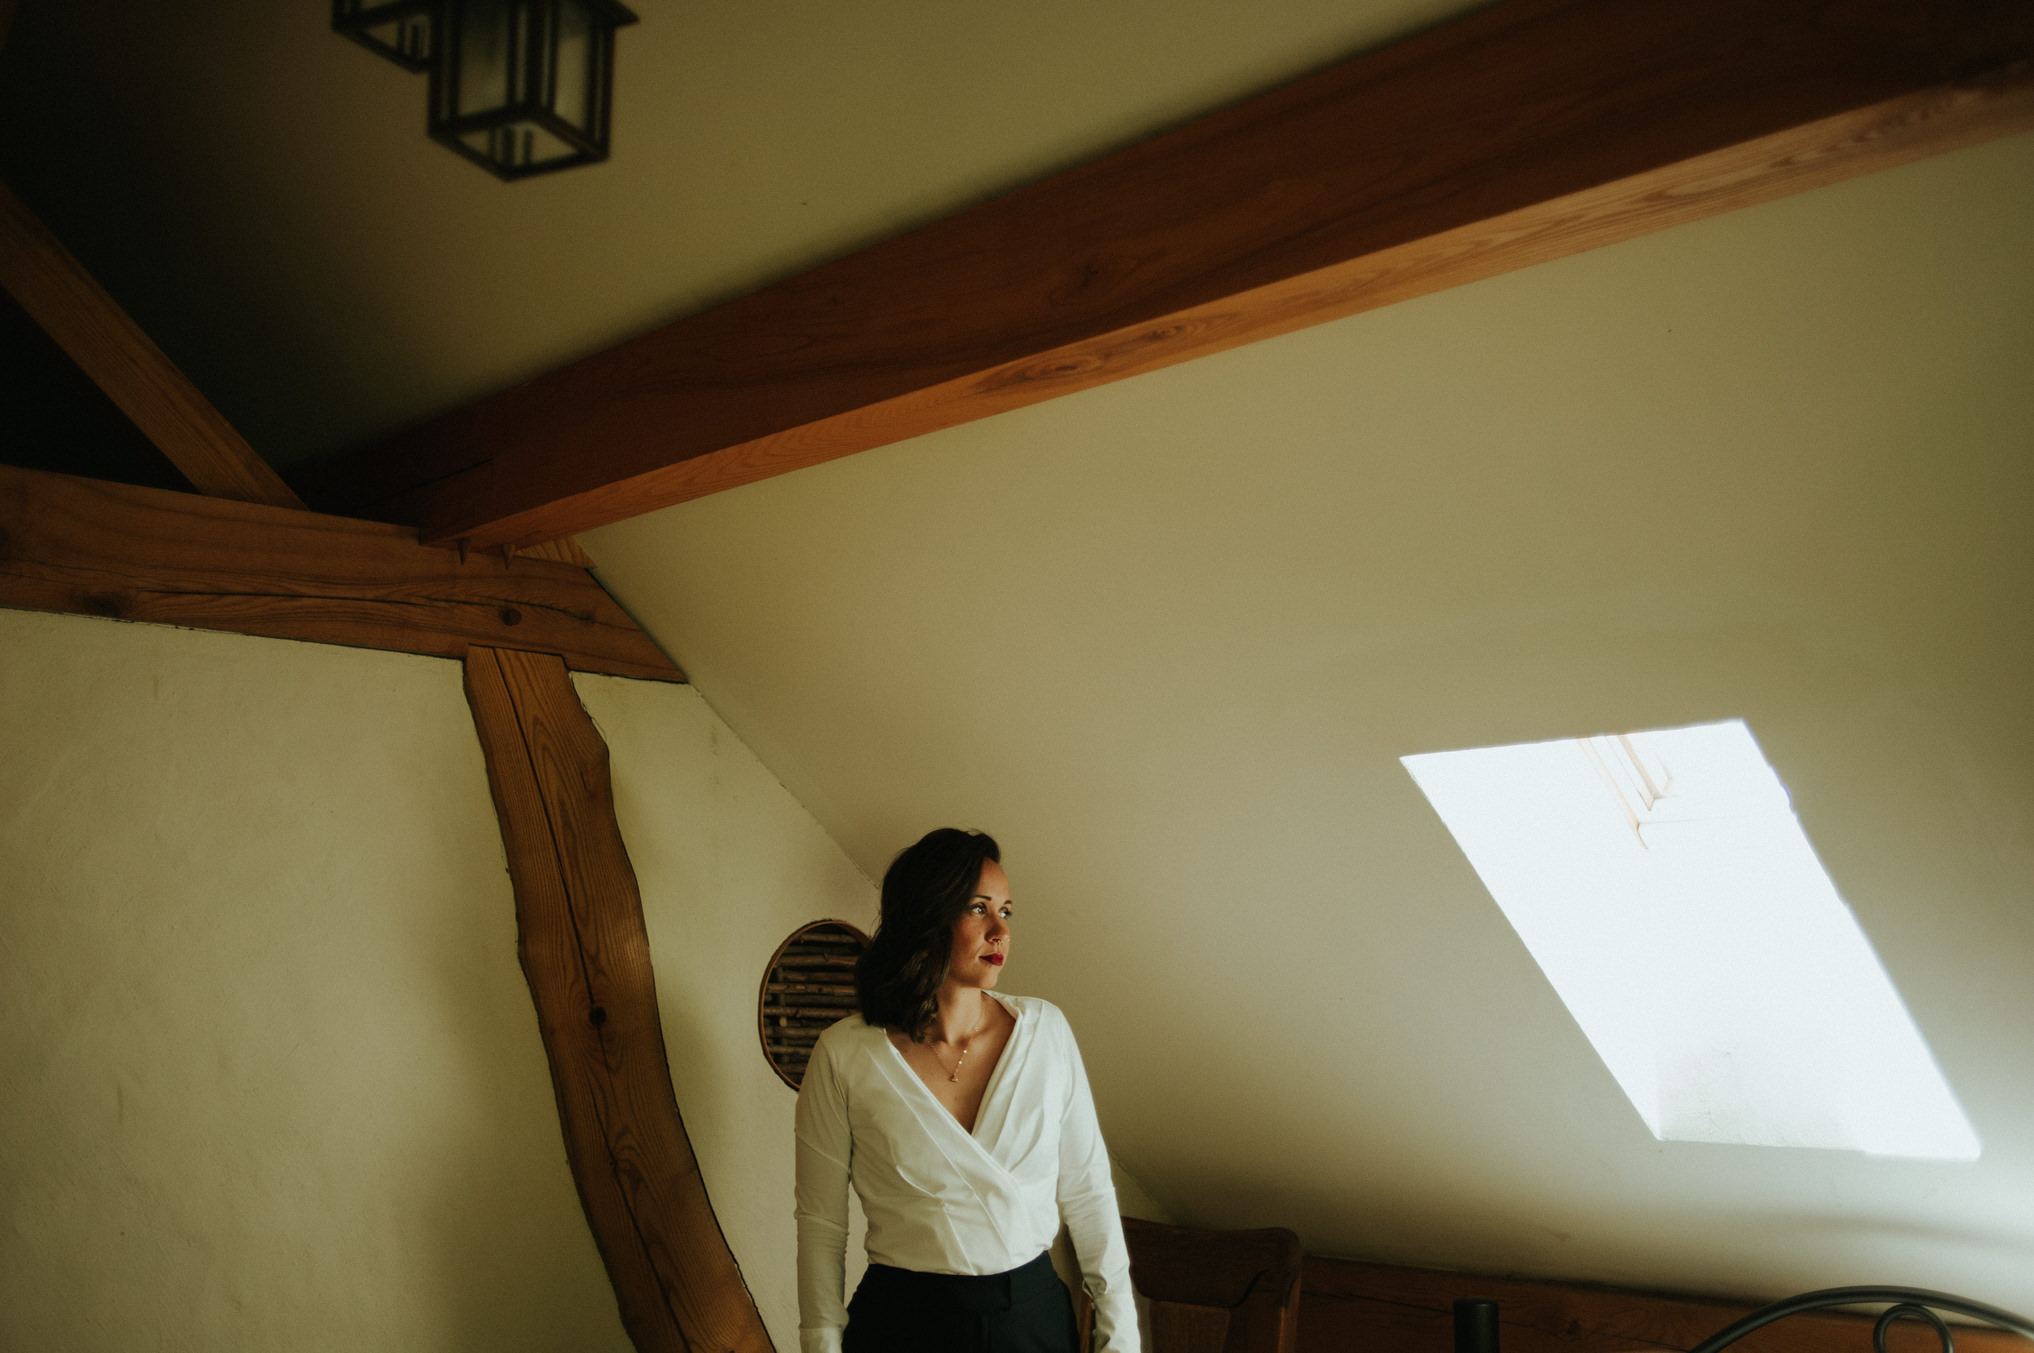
[
  {"left": 0, "top": 610, "right": 632, "bottom": 1351},
  {"left": 0, "top": 607, "right": 1170, "bottom": 1352},
  {"left": 573, "top": 671, "right": 878, "bottom": 1351}
]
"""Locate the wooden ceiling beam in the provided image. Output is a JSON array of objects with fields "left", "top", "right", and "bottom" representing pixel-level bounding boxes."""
[
  {"left": 0, "top": 180, "right": 307, "bottom": 510},
  {"left": 312, "top": 0, "right": 2034, "bottom": 551},
  {"left": 0, "top": 462, "right": 682, "bottom": 681}
]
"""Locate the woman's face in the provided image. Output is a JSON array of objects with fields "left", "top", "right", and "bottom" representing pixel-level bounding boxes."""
[{"left": 947, "top": 858, "right": 1012, "bottom": 990}]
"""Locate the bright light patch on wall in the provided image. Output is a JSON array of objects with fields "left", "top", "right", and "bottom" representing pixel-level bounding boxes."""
[{"left": 1402, "top": 720, "right": 1979, "bottom": 1160}]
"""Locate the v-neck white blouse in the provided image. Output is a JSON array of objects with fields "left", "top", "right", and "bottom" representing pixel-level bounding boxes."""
[{"left": 794, "top": 993, "right": 1138, "bottom": 1353}]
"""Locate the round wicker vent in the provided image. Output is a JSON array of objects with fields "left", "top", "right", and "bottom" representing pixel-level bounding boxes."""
[{"left": 760, "top": 919, "right": 870, "bottom": 1089}]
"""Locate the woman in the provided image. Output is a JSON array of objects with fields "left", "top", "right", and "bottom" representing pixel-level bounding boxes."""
[{"left": 794, "top": 828, "right": 1140, "bottom": 1353}]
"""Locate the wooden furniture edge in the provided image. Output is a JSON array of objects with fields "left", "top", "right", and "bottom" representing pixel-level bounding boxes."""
[
  {"left": 1298, "top": 1255, "right": 2032, "bottom": 1353},
  {"left": 0, "top": 463, "right": 682, "bottom": 681},
  {"left": 461, "top": 646, "right": 772, "bottom": 1353}
]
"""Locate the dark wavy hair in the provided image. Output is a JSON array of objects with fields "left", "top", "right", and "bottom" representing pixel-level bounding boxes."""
[{"left": 856, "top": 828, "right": 1001, "bottom": 1039}]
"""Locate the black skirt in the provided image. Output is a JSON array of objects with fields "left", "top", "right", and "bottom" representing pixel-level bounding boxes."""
[{"left": 842, "top": 1250, "right": 1080, "bottom": 1353}]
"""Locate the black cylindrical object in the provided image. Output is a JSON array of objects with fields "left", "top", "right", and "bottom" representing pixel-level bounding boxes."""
[{"left": 1455, "top": 1299, "right": 1501, "bottom": 1353}]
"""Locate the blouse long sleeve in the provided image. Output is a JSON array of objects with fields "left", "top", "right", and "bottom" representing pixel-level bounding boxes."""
[
  {"left": 1055, "top": 1017, "right": 1140, "bottom": 1353},
  {"left": 793, "top": 1039, "right": 852, "bottom": 1353},
  {"left": 791, "top": 1000, "right": 1139, "bottom": 1352}
]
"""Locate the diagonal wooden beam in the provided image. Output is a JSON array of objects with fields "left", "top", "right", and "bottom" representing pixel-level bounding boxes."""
[
  {"left": 0, "top": 184, "right": 612, "bottom": 561},
  {"left": 0, "top": 462, "right": 681, "bottom": 681},
  {"left": 309, "top": 0, "right": 2034, "bottom": 550},
  {"left": 0, "top": 179, "right": 305, "bottom": 509},
  {"left": 462, "top": 645, "right": 773, "bottom": 1353}
]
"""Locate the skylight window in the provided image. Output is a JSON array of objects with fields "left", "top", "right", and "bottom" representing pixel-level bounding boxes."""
[{"left": 1402, "top": 720, "right": 1979, "bottom": 1160}]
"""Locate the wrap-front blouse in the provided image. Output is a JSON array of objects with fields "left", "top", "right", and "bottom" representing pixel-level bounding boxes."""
[{"left": 793, "top": 993, "right": 1138, "bottom": 1353}]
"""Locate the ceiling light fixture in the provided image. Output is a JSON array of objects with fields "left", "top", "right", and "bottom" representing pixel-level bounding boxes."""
[
  {"left": 333, "top": 0, "right": 437, "bottom": 71},
  {"left": 332, "top": 0, "right": 639, "bottom": 180}
]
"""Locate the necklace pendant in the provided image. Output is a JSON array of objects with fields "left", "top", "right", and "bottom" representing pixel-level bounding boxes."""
[{"left": 948, "top": 1072, "right": 960, "bottom": 1083}]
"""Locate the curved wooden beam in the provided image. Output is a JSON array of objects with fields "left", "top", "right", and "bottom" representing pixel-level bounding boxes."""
[{"left": 463, "top": 645, "right": 773, "bottom": 1353}]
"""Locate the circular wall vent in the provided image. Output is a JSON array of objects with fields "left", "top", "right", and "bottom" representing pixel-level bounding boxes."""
[{"left": 759, "top": 919, "right": 869, "bottom": 1089}]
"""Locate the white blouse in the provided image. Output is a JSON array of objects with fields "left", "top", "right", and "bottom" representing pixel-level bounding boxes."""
[{"left": 793, "top": 992, "right": 1139, "bottom": 1353}]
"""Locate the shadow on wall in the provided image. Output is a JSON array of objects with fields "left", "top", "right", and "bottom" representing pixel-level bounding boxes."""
[{"left": 408, "top": 854, "right": 637, "bottom": 1353}]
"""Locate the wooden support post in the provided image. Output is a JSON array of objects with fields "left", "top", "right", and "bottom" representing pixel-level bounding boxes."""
[{"left": 462, "top": 645, "right": 774, "bottom": 1353}]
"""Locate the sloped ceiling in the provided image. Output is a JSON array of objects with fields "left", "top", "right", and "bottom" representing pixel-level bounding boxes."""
[
  {"left": 579, "top": 131, "right": 2034, "bottom": 1304},
  {"left": 4, "top": 0, "right": 2032, "bottom": 1313}
]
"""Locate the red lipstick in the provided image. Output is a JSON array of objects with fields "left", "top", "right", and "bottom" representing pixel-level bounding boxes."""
[{"left": 984, "top": 954, "right": 1005, "bottom": 966}]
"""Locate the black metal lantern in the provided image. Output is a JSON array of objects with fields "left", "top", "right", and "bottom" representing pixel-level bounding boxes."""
[
  {"left": 333, "top": 0, "right": 636, "bottom": 180},
  {"left": 332, "top": 0, "right": 437, "bottom": 73},
  {"left": 429, "top": 0, "right": 640, "bottom": 180}
]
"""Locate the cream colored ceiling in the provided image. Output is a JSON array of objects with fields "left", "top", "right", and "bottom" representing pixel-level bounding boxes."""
[
  {"left": 582, "top": 133, "right": 2034, "bottom": 1304},
  {"left": 5, "top": 0, "right": 2033, "bottom": 1314}
]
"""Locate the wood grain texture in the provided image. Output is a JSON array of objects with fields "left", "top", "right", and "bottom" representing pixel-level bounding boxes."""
[
  {"left": 1297, "top": 1256, "right": 2030, "bottom": 1353},
  {"left": 311, "top": 0, "right": 2034, "bottom": 549},
  {"left": 1149, "top": 1303, "right": 1235, "bottom": 1353},
  {"left": 0, "top": 463, "right": 681, "bottom": 681},
  {"left": 0, "top": 180, "right": 304, "bottom": 509},
  {"left": 520, "top": 536, "right": 597, "bottom": 567},
  {"left": 463, "top": 647, "right": 773, "bottom": 1353},
  {"left": 1122, "top": 1218, "right": 1303, "bottom": 1353}
]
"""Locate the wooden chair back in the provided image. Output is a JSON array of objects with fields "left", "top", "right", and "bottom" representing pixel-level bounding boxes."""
[{"left": 1080, "top": 1216, "right": 1303, "bottom": 1353}]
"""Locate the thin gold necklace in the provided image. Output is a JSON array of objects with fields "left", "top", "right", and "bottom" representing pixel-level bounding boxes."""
[{"left": 931, "top": 999, "right": 991, "bottom": 1083}]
